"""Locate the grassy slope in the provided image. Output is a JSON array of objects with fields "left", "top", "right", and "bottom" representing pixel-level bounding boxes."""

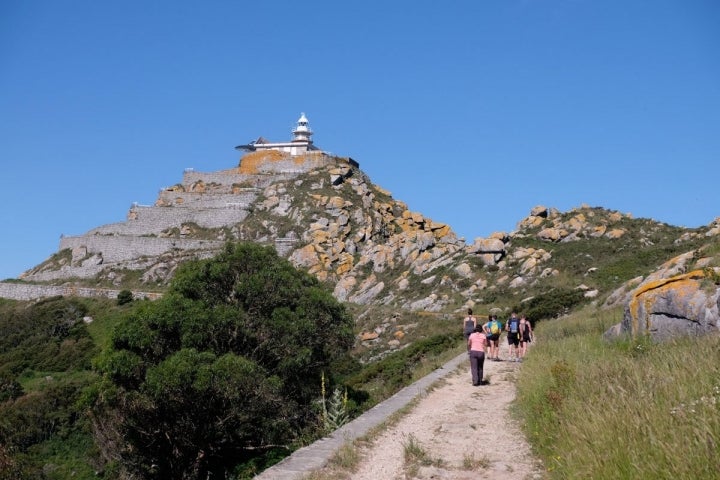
[{"left": 514, "top": 306, "right": 720, "bottom": 479}]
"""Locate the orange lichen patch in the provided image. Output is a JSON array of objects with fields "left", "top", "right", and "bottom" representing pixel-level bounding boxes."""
[
  {"left": 238, "top": 150, "right": 288, "bottom": 174},
  {"left": 398, "top": 219, "right": 414, "bottom": 233},
  {"left": 175, "top": 197, "right": 184, "bottom": 205},
  {"left": 190, "top": 181, "right": 206, "bottom": 193},
  {"left": 360, "top": 332, "right": 379, "bottom": 341},
  {"left": 628, "top": 270, "right": 706, "bottom": 334},
  {"left": 432, "top": 224, "right": 451, "bottom": 239},
  {"left": 294, "top": 151, "right": 325, "bottom": 164},
  {"left": 605, "top": 228, "right": 626, "bottom": 239},
  {"left": 336, "top": 258, "right": 353, "bottom": 275},
  {"left": 293, "top": 154, "right": 309, "bottom": 165},
  {"left": 374, "top": 185, "right": 392, "bottom": 197},
  {"left": 632, "top": 269, "right": 706, "bottom": 299}
]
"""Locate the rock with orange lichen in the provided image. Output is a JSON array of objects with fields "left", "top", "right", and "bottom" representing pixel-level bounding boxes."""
[
  {"left": 537, "top": 227, "right": 568, "bottom": 242},
  {"left": 605, "top": 269, "right": 720, "bottom": 341},
  {"left": 237, "top": 150, "right": 288, "bottom": 174}
]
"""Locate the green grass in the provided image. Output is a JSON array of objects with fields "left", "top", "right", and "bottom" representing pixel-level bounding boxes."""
[
  {"left": 462, "top": 452, "right": 490, "bottom": 470},
  {"left": 17, "top": 369, "right": 96, "bottom": 392},
  {"left": 326, "top": 442, "right": 361, "bottom": 472},
  {"left": 402, "top": 433, "right": 445, "bottom": 476},
  {"left": 515, "top": 306, "right": 720, "bottom": 479}
]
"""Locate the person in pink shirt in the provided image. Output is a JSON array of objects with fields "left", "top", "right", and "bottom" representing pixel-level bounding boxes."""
[{"left": 467, "top": 325, "right": 488, "bottom": 386}]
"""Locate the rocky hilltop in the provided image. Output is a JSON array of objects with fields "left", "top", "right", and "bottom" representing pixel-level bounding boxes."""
[{"left": 3, "top": 149, "right": 720, "bottom": 341}]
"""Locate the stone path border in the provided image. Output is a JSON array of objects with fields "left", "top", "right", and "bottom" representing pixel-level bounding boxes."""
[{"left": 254, "top": 351, "right": 468, "bottom": 480}]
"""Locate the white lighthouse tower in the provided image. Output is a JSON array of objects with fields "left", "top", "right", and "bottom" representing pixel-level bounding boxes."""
[
  {"left": 236, "top": 113, "right": 320, "bottom": 156},
  {"left": 291, "top": 113, "right": 313, "bottom": 144}
]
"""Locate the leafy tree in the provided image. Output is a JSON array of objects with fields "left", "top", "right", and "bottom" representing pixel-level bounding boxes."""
[{"left": 92, "top": 242, "right": 354, "bottom": 478}]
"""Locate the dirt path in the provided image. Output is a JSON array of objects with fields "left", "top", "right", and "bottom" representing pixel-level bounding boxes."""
[{"left": 343, "top": 358, "right": 544, "bottom": 480}]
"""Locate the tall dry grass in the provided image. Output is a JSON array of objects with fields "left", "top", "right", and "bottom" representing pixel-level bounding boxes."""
[{"left": 515, "top": 306, "right": 720, "bottom": 479}]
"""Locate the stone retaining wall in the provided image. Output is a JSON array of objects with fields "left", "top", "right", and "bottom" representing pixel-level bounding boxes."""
[
  {"left": 182, "top": 170, "right": 254, "bottom": 187},
  {"left": 156, "top": 191, "right": 258, "bottom": 208},
  {"left": 0, "top": 282, "right": 162, "bottom": 301},
  {"left": 59, "top": 235, "right": 224, "bottom": 262},
  {"left": 88, "top": 206, "right": 251, "bottom": 236}
]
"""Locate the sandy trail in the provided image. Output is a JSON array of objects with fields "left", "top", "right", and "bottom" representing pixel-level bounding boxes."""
[{"left": 345, "top": 357, "right": 544, "bottom": 480}]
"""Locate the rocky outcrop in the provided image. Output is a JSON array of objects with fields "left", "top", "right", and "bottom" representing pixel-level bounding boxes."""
[
  {"left": 517, "top": 204, "right": 631, "bottom": 243},
  {"left": 675, "top": 217, "right": 720, "bottom": 243},
  {"left": 465, "top": 235, "right": 506, "bottom": 265},
  {"left": 605, "top": 268, "right": 720, "bottom": 341},
  {"left": 19, "top": 152, "right": 343, "bottom": 287}
]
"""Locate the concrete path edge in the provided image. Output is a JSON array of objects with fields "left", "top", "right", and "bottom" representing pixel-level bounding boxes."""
[{"left": 253, "top": 351, "right": 468, "bottom": 479}]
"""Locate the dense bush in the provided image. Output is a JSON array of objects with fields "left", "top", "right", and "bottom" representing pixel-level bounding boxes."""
[
  {"left": 0, "top": 297, "right": 96, "bottom": 377},
  {"left": 347, "top": 333, "right": 458, "bottom": 399},
  {"left": 514, "top": 288, "right": 586, "bottom": 323},
  {"left": 92, "top": 242, "right": 355, "bottom": 479},
  {"left": 115, "top": 289, "right": 133, "bottom": 306},
  {"left": 0, "top": 297, "right": 100, "bottom": 478}
]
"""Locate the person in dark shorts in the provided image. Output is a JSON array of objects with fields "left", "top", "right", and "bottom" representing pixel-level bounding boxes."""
[
  {"left": 462, "top": 308, "right": 477, "bottom": 342},
  {"left": 506, "top": 312, "right": 521, "bottom": 362},
  {"left": 519, "top": 315, "right": 533, "bottom": 360},
  {"left": 483, "top": 314, "right": 502, "bottom": 361}
]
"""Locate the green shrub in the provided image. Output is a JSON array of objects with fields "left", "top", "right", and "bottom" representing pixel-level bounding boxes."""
[
  {"left": 514, "top": 288, "right": 585, "bottom": 322},
  {"left": 116, "top": 289, "right": 133, "bottom": 306},
  {"left": 0, "top": 297, "right": 95, "bottom": 376},
  {"left": 347, "top": 334, "right": 459, "bottom": 403}
]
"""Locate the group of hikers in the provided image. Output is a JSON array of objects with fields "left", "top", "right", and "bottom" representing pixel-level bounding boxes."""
[{"left": 463, "top": 309, "right": 533, "bottom": 386}]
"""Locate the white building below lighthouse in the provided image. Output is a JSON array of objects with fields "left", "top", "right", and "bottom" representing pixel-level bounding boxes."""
[{"left": 235, "top": 113, "right": 322, "bottom": 156}]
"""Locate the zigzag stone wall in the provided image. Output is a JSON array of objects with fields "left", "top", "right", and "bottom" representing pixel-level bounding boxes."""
[
  {"left": 182, "top": 170, "right": 254, "bottom": 187},
  {"left": 0, "top": 282, "right": 162, "bottom": 301},
  {"left": 59, "top": 235, "right": 224, "bottom": 263},
  {"left": 156, "top": 191, "right": 258, "bottom": 208},
  {"left": 87, "top": 205, "right": 251, "bottom": 236}
]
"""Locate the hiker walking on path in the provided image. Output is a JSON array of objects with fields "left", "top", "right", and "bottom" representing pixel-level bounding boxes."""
[
  {"left": 462, "top": 308, "right": 477, "bottom": 342},
  {"left": 506, "top": 312, "right": 521, "bottom": 362},
  {"left": 467, "top": 325, "right": 488, "bottom": 386},
  {"left": 483, "top": 314, "right": 503, "bottom": 361},
  {"left": 519, "top": 315, "right": 533, "bottom": 360}
]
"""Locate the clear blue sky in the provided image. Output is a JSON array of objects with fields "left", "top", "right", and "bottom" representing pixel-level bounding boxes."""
[{"left": 1, "top": 1, "right": 719, "bottom": 280}]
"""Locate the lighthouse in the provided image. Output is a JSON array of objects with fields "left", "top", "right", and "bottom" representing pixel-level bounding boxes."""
[
  {"left": 236, "top": 113, "right": 321, "bottom": 156},
  {"left": 291, "top": 113, "right": 313, "bottom": 144}
]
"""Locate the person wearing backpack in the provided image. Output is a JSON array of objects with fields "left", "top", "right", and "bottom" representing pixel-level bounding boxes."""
[
  {"left": 506, "top": 312, "right": 521, "bottom": 362},
  {"left": 519, "top": 315, "right": 534, "bottom": 360},
  {"left": 483, "top": 314, "right": 502, "bottom": 361}
]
